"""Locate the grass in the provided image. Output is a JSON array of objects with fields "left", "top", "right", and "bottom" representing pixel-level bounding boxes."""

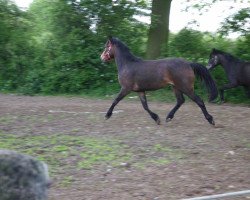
[
  {"left": 0, "top": 133, "right": 132, "bottom": 173},
  {"left": 0, "top": 132, "right": 182, "bottom": 174},
  {"left": 0, "top": 115, "right": 16, "bottom": 125},
  {"left": 60, "top": 176, "right": 74, "bottom": 187},
  {"left": 245, "top": 143, "right": 250, "bottom": 149}
]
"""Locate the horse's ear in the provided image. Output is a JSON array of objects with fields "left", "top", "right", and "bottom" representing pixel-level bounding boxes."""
[
  {"left": 108, "top": 36, "right": 113, "bottom": 43},
  {"left": 212, "top": 48, "right": 219, "bottom": 52}
]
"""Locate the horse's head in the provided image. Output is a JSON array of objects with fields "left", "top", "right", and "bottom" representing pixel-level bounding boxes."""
[
  {"left": 207, "top": 48, "right": 220, "bottom": 70},
  {"left": 100, "top": 37, "right": 115, "bottom": 62}
]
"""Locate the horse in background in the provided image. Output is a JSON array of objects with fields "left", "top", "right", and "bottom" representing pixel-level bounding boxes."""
[
  {"left": 101, "top": 37, "right": 218, "bottom": 125},
  {"left": 207, "top": 48, "right": 250, "bottom": 102}
]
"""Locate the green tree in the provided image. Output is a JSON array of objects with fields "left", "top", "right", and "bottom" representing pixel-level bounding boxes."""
[
  {"left": 23, "top": 0, "right": 148, "bottom": 94},
  {"left": 1, "top": 0, "right": 249, "bottom": 103},
  {"left": 0, "top": 0, "right": 31, "bottom": 91},
  {"left": 146, "top": 0, "right": 172, "bottom": 59},
  {"left": 168, "top": 28, "right": 208, "bottom": 61},
  {"left": 220, "top": 7, "right": 250, "bottom": 36},
  {"left": 220, "top": 7, "right": 250, "bottom": 60}
]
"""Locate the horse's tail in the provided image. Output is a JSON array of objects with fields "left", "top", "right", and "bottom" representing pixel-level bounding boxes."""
[{"left": 190, "top": 63, "right": 218, "bottom": 102}]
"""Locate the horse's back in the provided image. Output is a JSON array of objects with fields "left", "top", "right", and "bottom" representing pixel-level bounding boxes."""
[
  {"left": 144, "top": 58, "right": 192, "bottom": 71},
  {"left": 129, "top": 58, "right": 195, "bottom": 92},
  {"left": 160, "top": 58, "right": 194, "bottom": 76},
  {"left": 148, "top": 58, "right": 195, "bottom": 90}
]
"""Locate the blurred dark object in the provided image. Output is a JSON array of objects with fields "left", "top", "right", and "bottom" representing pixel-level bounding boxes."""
[{"left": 0, "top": 150, "right": 50, "bottom": 200}]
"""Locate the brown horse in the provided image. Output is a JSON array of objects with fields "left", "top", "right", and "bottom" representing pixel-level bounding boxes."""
[{"left": 101, "top": 37, "right": 218, "bottom": 125}]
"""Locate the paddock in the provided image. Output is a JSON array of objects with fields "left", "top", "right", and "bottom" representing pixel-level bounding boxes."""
[{"left": 0, "top": 94, "right": 249, "bottom": 200}]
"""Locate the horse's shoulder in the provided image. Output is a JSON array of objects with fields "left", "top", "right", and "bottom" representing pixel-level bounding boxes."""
[
  {"left": 245, "top": 61, "right": 250, "bottom": 66},
  {"left": 239, "top": 61, "right": 250, "bottom": 68}
]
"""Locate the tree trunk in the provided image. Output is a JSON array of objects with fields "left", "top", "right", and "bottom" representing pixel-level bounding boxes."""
[{"left": 146, "top": 0, "right": 172, "bottom": 59}]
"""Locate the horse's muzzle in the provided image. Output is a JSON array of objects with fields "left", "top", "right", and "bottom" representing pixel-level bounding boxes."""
[{"left": 100, "top": 52, "right": 111, "bottom": 62}]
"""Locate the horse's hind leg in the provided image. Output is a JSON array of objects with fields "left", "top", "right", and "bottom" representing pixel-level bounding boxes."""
[
  {"left": 186, "top": 91, "right": 215, "bottom": 125},
  {"left": 166, "top": 88, "right": 185, "bottom": 122},
  {"left": 138, "top": 92, "right": 160, "bottom": 125}
]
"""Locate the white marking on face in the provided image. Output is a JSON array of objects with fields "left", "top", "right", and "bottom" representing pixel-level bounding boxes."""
[
  {"left": 214, "top": 55, "right": 218, "bottom": 64},
  {"left": 207, "top": 64, "right": 213, "bottom": 70},
  {"left": 207, "top": 55, "right": 218, "bottom": 70},
  {"left": 100, "top": 52, "right": 105, "bottom": 60}
]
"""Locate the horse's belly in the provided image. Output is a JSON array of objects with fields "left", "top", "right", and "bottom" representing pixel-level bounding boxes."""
[{"left": 132, "top": 80, "right": 171, "bottom": 92}]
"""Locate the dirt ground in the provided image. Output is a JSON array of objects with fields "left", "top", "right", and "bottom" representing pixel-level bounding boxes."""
[{"left": 0, "top": 94, "right": 249, "bottom": 200}]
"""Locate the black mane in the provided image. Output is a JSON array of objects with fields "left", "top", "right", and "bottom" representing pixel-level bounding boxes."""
[
  {"left": 110, "top": 37, "right": 142, "bottom": 62},
  {"left": 212, "top": 49, "right": 242, "bottom": 63}
]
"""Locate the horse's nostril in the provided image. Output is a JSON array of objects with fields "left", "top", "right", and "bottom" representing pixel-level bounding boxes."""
[{"left": 100, "top": 54, "right": 109, "bottom": 62}]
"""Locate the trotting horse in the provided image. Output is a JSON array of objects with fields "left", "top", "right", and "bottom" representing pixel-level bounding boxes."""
[
  {"left": 100, "top": 37, "right": 218, "bottom": 125},
  {"left": 207, "top": 48, "right": 250, "bottom": 102}
]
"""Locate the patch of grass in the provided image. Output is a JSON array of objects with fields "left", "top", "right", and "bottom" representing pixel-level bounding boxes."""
[
  {"left": 77, "top": 138, "right": 132, "bottom": 169},
  {"left": 0, "top": 133, "right": 183, "bottom": 177},
  {"left": 154, "top": 144, "right": 171, "bottom": 152},
  {"left": 0, "top": 133, "right": 133, "bottom": 173},
  {"left": 60, "top": 176, "right": 75, "bottom": 187},
  {"left": 133, "top": 143, "right": 182, "bottom": 169},
  {"left": 0, "top": 115, "right": 16, "bottom": 125}
]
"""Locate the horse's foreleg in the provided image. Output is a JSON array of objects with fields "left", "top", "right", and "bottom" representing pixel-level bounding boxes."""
[
  {"left": 105, "top": 88, "right": 130, "bottom": 119},
  {"left": 220, "top": 82, "right": 238, "bottom": 103},
  {"left": 166, "top": 88, "right": 185, "bottom": 122},
  {"left": 187, "top": 92, "right": 215, "bottom": 125},
  {"left": 138, "top": 92, "right": 160, "bottom": 125}
]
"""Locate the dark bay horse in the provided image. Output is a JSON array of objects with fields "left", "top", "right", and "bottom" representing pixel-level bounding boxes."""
[
  {"left": 101, "top": 37, "right": 218, "bottom": 125},
  {"left": 207, "top": 48, "right": 250, "bottom": 102}
]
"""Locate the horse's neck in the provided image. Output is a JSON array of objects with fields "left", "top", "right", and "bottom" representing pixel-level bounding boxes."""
[
  {"left": 115, "top": 55, "right": 126, "bottom": 73},
  {"left": 114, "top": 49, "right": 137, "bottom": 72},
  {"left": 220, "top": 56, "right": 235, "bottom": 73}
]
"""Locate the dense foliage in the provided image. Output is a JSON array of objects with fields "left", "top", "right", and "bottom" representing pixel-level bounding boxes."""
[{"left": 0, "top": 0, "right": 249, "bottom": 103}]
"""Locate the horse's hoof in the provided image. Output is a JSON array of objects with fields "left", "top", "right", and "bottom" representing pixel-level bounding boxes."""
[
  {"left": 209, "top": 99, "right": 218, "bottom": 104},
  {"left": 166, "top": 118, "right": 172, "bottom": 123},
  {"left": 219, "top": 100, "right": 226, "bottom": 104},
  {"left": 156, "top": 118, "right": 161, "bottom": 125},
  {"left": 210, "top": 119, "right": 215, "bottom": 126},
  {"left": 105, "top": 113, "right": 112, "bottom": 120}
]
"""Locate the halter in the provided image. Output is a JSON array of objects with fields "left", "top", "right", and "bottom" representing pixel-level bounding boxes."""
[
  {"left": 101, "top": 43, "right": 113, "bottom": 61},
  {"left": 105, "top": 44, "right": 112, "bottom": 60},
  {"left": 207, "top": 54, "right": 219, "bottom": 70}
]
